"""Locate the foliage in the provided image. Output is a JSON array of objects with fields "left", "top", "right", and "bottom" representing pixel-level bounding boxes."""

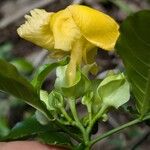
[{"left": 116, "top": 10, "right": 150, "bottom": 117}]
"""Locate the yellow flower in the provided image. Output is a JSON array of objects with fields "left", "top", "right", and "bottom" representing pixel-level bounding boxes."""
[{"left": 17, "top": 4, "right": 119, "bottom": 85}]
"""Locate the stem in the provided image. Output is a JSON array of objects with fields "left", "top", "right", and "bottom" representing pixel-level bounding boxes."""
[
  {"left": 69, "top": 98, "right": 89, "bottom": 145},
  {"left": 57, "top": 118, "right": 70, "bottom": 125},
  {"left": 59, "top": 107, "right": 73, "bottom": 124},
  {"left": 86, "top": 105, "right": 107, "bottom": 136},
  {"left": 90, "top": 114, "right": 150, "bottom": 147},
  {"left": 87, "top": 104, "right": 92, "bottom": 124},
  {"left": 42, "top": 110, "right": 82, "bottom": 143}
]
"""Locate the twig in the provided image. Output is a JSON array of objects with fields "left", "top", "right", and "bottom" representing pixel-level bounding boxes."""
[{"left": 90, "top": 115, "right": 150, "bottom": 147}]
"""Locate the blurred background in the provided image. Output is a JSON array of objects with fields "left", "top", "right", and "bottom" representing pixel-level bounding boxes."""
[{"left": 0, "top": 0, "right": 150, "bottom": 149}]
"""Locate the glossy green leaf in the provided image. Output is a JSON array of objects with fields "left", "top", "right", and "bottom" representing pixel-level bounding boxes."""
[
  {"left": 97, "top": 73, "right": 130, "bottom": 109},
  {"left": 73, "top": 143, "right": 86, "bottom": 150},
  {"left": 38, "top": 132, "right": 72, "bottom": 148},
  {"left": 32, "top": 57, "right": 69, "bottom": 94},
  {"left": 0, "top": 116, "right": 72, "bottom": 148},
  {"left": 0, "top": 59, "right": 51, "bottom": 118},
  {"left": 116, "top": 10, "right": 150, "bottom": 116},
  {"left": 0, "top": 116, "right": 58, "bottom": 141},
  {"left": 0, "top": 59, "right": 36, "bottom": 101}
]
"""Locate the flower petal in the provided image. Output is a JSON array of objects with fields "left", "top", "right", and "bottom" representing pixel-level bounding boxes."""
[
  {"left": 66, "top": 39, "right": 83, "bottom": 85},
  {"left": 17, "top": 9, "right": 54, "bottom": 50},
  {"left": 50, "top": 9, "right": 81, "bottom": 51},
  {"left": 68, "top": 5, "right": 119, "bottom": 50}
]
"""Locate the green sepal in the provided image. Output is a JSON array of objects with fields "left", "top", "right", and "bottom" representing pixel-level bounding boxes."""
[
  {"left": 97, "top": 73, "right": 130, "bottom": 109},
  {"left": 90, "top": 79, "right": 102, "bottom": 113},
  {"left": 55, "top": 65, "right": 90, "bottom": 98},
  {"left": 81, "top": 92, "right": 93, "bottom": 106}
]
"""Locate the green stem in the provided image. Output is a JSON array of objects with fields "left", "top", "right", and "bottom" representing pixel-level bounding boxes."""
[
  {"left": 57, "top": 118, "right": 70, "bottom": 125},
  {"left": 69, "top": 98, "right": 89, "bottom": 145},
  {"left": 59, "top": 107, "right": 73, "bottom": 124},
  {"left": 29, "top": 96, "right": 81, "bottom": 143},
  {"left": 42, "top": 110, "right": 82, "bottom": 143},
  {"left": 86, "top": 105, "right": 107, "bottom": 136},
  {"left": 90, "top": 114, "right": 150, "bottom": 147},
  {"left": 87, "top": 103, "right": 92, "bottom": 124}
]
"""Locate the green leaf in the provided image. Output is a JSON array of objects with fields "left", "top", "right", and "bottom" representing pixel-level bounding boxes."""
[
  {"left": 73, "top": 143, "right": 86, "bottom": 150},
  {"left": 32, "top": 57, "right": 69, "bottom": 94},
  {"left": 0, "top": 59, "right": 51, "bottom": 118},
  {"left": 37, "top": 132, "right": 72, "bottom": 148},
  {"left": 0, "top": 116, "right": 58, "bottom": 141},
  {"left": 55, "top": 65, "right": 90, "bottom": 98},
  {"left": 116, "top": 10, "right": 150, "bottom": 116},
  {"left": 0, "top": 116, "right": 72, "bottom": 148},
  {"left": 0, "top": 59, "right": 36, "bottom": 101},
  {"left": 97, "top": 73, "right": 130, "bottom": 109}
]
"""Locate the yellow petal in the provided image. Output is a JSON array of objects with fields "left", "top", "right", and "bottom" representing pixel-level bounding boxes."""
[
  {"left": 66, "top": 39, "right": 83, "bottom": 85},
  {"left": 17, "top": 9, "right": 54, "bottom": 50},
  {"left": 50, "top": 9, "right": 81, "bottom": 51},
  {"left": 68, "top": 5, "right": 119, "bottom": 50}
]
